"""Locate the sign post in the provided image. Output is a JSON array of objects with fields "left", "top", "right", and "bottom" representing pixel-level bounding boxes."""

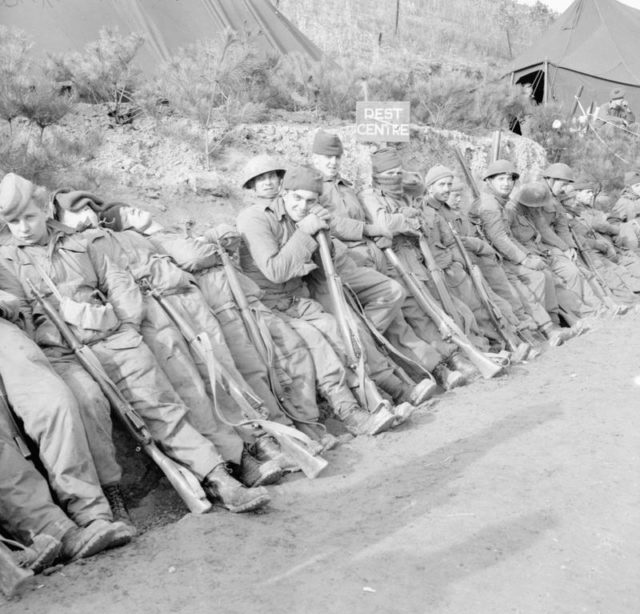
[{"left": 355, "top": 101, "right": 410, "bottom": 143}]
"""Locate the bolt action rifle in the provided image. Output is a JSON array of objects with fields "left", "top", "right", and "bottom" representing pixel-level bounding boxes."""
[
  {"left": 28, "top": 281, "right": 212, "bottom": 514},
  {"left": 417, "top": 225, "right": 465, "bottom": 330},
  {"left": 445, "top": 220, "right": 530, "bottom": 359},
  {"left": 383, "top": 246, "right": 503, "bottom": 379},
  {"left": 316, "top": 230, "right": 395, "bottom": 412},
  {"left": 146, "top": 287, "right": 328, "bottom": 479}
]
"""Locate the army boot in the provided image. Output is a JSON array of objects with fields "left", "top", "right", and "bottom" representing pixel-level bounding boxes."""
[
  {"left": 61, "top": 519, "right": 132, "bottom": 561},
  {"left": 407, "top": 377, "right": 438, "bottom": 405},
  {"left": 239, "top": 449, "right": 283, "bottom": 486},
  {"left": 203, "top": 464, "right": 270, "bottom": 513},
  {"left": 253, "top": 435, "right": 302, "bottom": 474},
  {"left": 12, "top": 534, "right": 62, "bottom": 573},
  {"left": 448, "top": 353, "right": 480, "bottom": 381},
  {"left": 103, "top": 484, "right": 134, "bottom": 528},
  {"left": 433, "top": 363, "right": 466, "bottom": 390},
  {"left": 338, "top": 402, "right": 396, "bottom": 436}
]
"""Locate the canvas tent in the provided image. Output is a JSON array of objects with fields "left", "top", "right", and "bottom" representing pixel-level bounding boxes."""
[
  {"left": 0, "top": 0, "right": 322, "bottom": 73},
  {"left": 509, "top": 0, "right": 640, "bottom": 112}
]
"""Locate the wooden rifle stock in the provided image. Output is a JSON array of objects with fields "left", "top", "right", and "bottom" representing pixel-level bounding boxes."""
[
  {"left": 453, "top": 146, "right": 480, "bottom": 200},
  {"left": 28, "top": 282, "right": 212, "bottom": 514},
  {"left": 383, "top": 247, "right": 502, "bottom": 379},
  {"left": 149, "top": 290, "right": 327, "bottom": 479},
  {"left": 445, "top": 221, "right": 524, "bottom": 353},
  {"left": 316, "top": 231, "right": 388, "bottom": 412},
  {"left": 0, "top": 539, "right": 33, "bottom": 598},
  {"left": 417, "top": 229, "right": 464, "bottom": 329}
]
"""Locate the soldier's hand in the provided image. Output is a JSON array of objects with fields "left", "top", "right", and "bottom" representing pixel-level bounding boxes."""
[
  {"left": 308, "top": 204, "right": 331, "bottom": 222},
  {"left": 523, "top": 254, "right": 546, "bottom": 270},
  {"left": 594, "top": 239, "right": 609, "bottom": 254},
  {"left": 564, "top": 248, "right": 578, "bottom": 261},
  {"left": 364, "top": 223, "right": 391, "bottom": 238},
  {"left": 297, "top": 213, "right": 329, "bottom": 236}
]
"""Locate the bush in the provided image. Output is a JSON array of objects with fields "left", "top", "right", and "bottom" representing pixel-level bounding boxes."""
[{"left": 49, "top": 27, "right": 144, "bottom": 123}]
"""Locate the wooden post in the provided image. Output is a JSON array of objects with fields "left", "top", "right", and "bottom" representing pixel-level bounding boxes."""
[{"left": 543, "top": 60, "right": 549, "bottom": 104}]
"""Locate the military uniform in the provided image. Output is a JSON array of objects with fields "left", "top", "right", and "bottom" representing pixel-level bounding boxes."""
[
  {"left": 1, "top": 223, "right": 228, "bottom": 482},
  {"left": 474, "top": 189, "right": 555, "bottom": 330}
]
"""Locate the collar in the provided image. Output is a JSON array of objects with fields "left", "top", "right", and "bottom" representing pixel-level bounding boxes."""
[
  {"left": 258, "top": 196, "right": 288, "bottom": 221},
  {"left": 425, "top": 195, "right": 444, "bottom": 211}
]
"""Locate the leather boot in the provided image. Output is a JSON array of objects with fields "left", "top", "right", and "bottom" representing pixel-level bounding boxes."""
[
  {"left": 239, "top": 449, "right": 283, "bottom": 486},
  {"left": 12, "top": 534, "right": 61, "bottom": 573},
  {"left": 407, "top": 377, "right": 438, "bottom": 405},
  {"left": 203, "top": 464, "right": 270, "bottom": 513},
  {"left": 448, "top": 353, "right": 480, "bottom": 380},
  {"left": 252, "top": 436, "right": 302, "bottom": 474},
  {"left": 433, "top": 363, "right": 466, "bottom": 390},
  {"left": 103, "top": 483, "right": 133, "bottom": 526},
  {"left": 339, "top": 402, "right": 395, "bottom": 436},
  {"left": 61, "top": 519, "right": 133, "bottom": 561}
]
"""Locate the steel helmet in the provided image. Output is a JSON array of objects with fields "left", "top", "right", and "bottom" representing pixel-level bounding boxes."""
[
  {"left": 240, "top": 155, "right": 286, "bottom": 189},
  {"left": 512, "top": 182, "right": 552, "bottom": 208},
  {"left": 543, "top": 163, "right": 574, "bottom": 182},
  {"left": 482, "top": 160, "right": 520, "bottom": 181}
]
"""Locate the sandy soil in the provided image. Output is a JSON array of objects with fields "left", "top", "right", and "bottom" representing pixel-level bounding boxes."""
[{"left": 4, "top": 310, "right": 640, "bottom": 614}]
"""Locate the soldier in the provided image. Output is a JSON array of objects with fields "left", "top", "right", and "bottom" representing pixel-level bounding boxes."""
[
  {"left": 237, "top": 163, "right": 421, "bottom": 435},
  {"left": 359, "top": 148, "right": 491, "bottom": 379},
  {"left": 607, "top": 170, "right": 640, "bottom": 249},
  {"left": 423, "top": 164, "right": 538, "bottom": 339},
  {"left": 600, "top": 88, "right": 636, "bottom": 127},
  {"left": 0, "top": 267, "right": 133, "bottom": 558},
  {"left": 0, "top": 173, "right": 270, "bottom": 513},
  {"left": 309, "top": 130, "right": 461, "bottom": 389},
  {"left": 474, "top": 162, "right": 565, "bottom": 343},
  {"left": 539, "top": 163, "right": 603, "bottom": 321}
]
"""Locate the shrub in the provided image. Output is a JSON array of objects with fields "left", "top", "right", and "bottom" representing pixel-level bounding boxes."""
[{"left": 48, "top": 27, "right": 144, "bottom": 123}]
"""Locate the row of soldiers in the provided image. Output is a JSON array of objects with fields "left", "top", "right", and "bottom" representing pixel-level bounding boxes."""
[{"left": 1, "top": 128, "right": 639, "bottom": 588}]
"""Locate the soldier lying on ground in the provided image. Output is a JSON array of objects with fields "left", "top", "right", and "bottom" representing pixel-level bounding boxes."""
[{"left": 0, "top": 172, "right": 271, "bottom": 514}]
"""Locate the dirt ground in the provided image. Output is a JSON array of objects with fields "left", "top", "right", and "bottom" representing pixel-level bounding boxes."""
[{"left": 3, "top": 310, "right": 639, "bottom": 614}]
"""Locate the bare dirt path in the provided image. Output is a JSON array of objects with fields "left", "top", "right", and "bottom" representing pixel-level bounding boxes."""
[{"left": 5, "top": 312, "right": 640, "bottom": 614}]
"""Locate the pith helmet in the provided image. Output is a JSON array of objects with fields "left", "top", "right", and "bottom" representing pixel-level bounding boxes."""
[
  {"left": 240, "top": 155, "right": 286, "bottom": 189},
  {"left": 483, "top": 160, "right": 520, "bottom": 181},
  {"left": 512, "top": 182, "right": 552, "bottom": 208},
  {"left": 543, "top": 163, "right": 574, "bottom": 182}
]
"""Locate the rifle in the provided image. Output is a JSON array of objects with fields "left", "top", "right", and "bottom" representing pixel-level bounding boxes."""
[
  {"left": 383, "top": 246, "right": 503, "bottom": 379},
  {"left": 0, "top": 539, "right": 33, "bottom": 598},
  {"left": 569, "top": 226, "right": 618, "bottom": 311},
  {"left": 453, "top": 146, "right": 480, "bottom": 200},
  {"left": 316, "top": 231, "right": 392, "bottom": 412},
  {"left": 146, "top": 289, "right": 328, "bottom": 479},
  {"left": 206, "top": 228, "right": 314, "bottom": 426},
  {"left": 0, "top": 377, "right": 31, "bottom": 459},
  {"left": 491, "top": 130, "right": 502, "bottom": 163},
  {"left": 445, "top": 220, "right": 530, "bottom": 358},
  {"left": 417, "top": 228, "right": 464, "bottom": 329},
  {"left": 27, "top": 282, "right": 212, "bottom": 515}
]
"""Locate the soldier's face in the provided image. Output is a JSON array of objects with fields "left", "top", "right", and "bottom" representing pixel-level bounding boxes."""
[
  {"left": 59, "top": 205, "right": 99, "bottom": 231},
  {"left": 427, "top": 176, "right": 453, "bottom": 202},
  {"left": 119, "top": 206, "right": 153, "bottom": 231},
  {"left": 312, "top": 154, "right": 341, "bottom": 180},
  {"left": 488, "top": 173, "right": 515, "bottom": 197},
  {"left": 5, "top": 200, "right": 48, "bottom": 244},
  {"left": 283, "top": 189, "right": 319, "bottom": 222},
  {"left": 253, "top": 171, "right": 282, "bottom": 199},
  {"left": 550, "top": 179, "right": 571, "bottom": 196},
  {"left": 574, "top": 189, "right": 594, "bottom": 205}
]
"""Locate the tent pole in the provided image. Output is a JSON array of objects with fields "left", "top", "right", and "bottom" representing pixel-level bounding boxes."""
[{"left": 543, "top": 60, "right": 549, "bottom": 104}]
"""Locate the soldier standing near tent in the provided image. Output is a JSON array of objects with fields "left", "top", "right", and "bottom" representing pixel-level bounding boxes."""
[{"left": 601, "top": 88, "right": 636, "bottom": 127}]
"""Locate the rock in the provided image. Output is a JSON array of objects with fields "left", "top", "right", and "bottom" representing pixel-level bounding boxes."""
[{"left": 187, "top": 172, "right": 231, "bottom": 198}]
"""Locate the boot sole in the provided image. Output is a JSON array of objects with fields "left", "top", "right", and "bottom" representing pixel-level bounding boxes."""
[
  {"left": 225, "top": 492, "right": 271, "bottom": 514},
  {"left": 364, "top": 407, "right": 396, "bottom": 435},
  {"left": 250, "top": 466, "right": 284, "bottom": 487},
  {"left": 28, "top": 538, "right": 62, "bottom": 573},
  {"left": 69, "top": 525, "right": 130, "bottom": 561}
]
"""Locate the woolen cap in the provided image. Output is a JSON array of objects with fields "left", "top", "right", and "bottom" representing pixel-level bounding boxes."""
[
  {"left": 282, "top": 165, "right": 323, "bottom": 194},
  {"left": 0, "top": 173, "right": 37, "bottom": 220},
  {"left": 99, "top": 202, "right": 127, "bottom": 231},
  {"left": 425, "top": 165, "right": 454, "bottom": 187},
  {"left": 52, "top": 188, "right": 104, "bottom": 212},
  {"left": 312, "top": 130, "right": 343, "bottom": 156},
  {"left": 371, "top": 148, "right": 402, "bottom": 174}
]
